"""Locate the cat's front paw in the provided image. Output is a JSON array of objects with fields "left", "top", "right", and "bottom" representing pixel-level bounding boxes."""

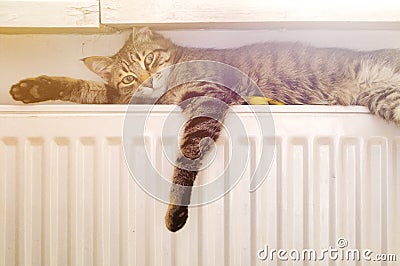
[
  {"left": 165, "top": 204, "right": 188, "bottom": 232},
  {"left": 10, "top": 76, "right": 62, "bottom": 103}
]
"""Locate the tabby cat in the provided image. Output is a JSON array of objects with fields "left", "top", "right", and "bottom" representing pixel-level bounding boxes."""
[{"left": 10, "top": 27, "right": 400, "bottom": 232}]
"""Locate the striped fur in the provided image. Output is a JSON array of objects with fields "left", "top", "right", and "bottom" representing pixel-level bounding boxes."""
[{"left": 9, "top": 27, "right": 400, "bottom": 231}]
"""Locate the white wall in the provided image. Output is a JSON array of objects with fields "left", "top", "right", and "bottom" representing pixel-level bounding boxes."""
[{"left": 2, "top": 28, "right": 400, "bottom": 104}]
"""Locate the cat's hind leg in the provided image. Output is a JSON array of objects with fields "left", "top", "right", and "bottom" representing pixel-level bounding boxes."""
[
  {"left": 165, "top": 168, "right": 195, "bottom": 232},
  {"left": 165, "top": 115, "right": 225, "bottom": 232},
  {"left": 164, "top": 89, "right": 231, "bottom": 231}
]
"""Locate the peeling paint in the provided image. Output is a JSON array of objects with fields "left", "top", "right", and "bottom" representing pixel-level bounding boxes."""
[
  {"left": 68, "top": 3, "right": 100, "bottom": 26},
  {"left": 70, "top": 4, "right": 99, "bottom": 16},
  {"left": 0, "top": 1, "right": 99, "bottom": 27}
]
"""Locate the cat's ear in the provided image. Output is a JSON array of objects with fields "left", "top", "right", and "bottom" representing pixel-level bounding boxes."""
[
  {"left": 81, "top": 56, "right": 113, "bottom": 82},
  {"left": 131, "top": 27, "right": 153, "bottom": 41}
]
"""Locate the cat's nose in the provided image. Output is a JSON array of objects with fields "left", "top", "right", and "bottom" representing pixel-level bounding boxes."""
[
  {"left": 140, "top": 72, "right": 153, "bottom": 88},
  {"left": 142, "top": 78, "right": 153, "bottom": 88}
]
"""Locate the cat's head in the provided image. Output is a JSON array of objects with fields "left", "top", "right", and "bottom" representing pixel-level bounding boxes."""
[{"left": 82, "top": 27, "right": 175, "bottom": 101}]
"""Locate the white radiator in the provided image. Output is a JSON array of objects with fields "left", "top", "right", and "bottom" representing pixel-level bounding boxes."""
[{"left": 0, "top": 105, "right": 399, "bottom": 266}]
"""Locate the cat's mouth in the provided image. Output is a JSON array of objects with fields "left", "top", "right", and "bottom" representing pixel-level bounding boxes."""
[{"left": 136, "top": 86, "right": 155, "bottom": 96}]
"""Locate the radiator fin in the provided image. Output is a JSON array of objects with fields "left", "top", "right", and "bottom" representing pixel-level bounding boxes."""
[{"left": 1, "top": 109, "right": 400, "bottom": 266}]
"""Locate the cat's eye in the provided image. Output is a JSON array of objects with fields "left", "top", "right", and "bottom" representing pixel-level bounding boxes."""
[
  {"left": 122, "top": 75, "right": 136, "bottom": 85},
  {"left": 145, "top": 53, "right": 154, "bottom": 65}
]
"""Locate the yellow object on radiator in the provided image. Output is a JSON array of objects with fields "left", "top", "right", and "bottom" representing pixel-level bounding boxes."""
[{"left": 249, "top": 96, "right": 285, "bottom": 105}]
